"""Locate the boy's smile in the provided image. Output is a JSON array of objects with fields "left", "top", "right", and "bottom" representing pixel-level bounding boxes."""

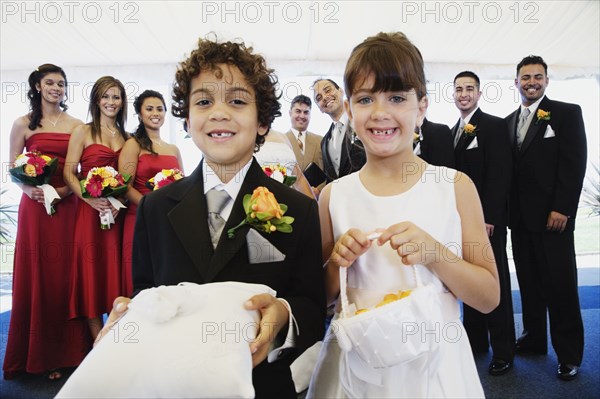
[{"left": 187, "top": 63, "right": 267, "bottom": 181}]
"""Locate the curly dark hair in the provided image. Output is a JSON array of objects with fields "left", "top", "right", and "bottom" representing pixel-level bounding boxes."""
[
  {"left": 27, "top": 64, "right": 69, "bottom": 130},
  {"left": 171, "top": 37, "right": 281, "bottom": 149},
  {"left": 133, "top": 89, "right": 166, "bottom": 155}
]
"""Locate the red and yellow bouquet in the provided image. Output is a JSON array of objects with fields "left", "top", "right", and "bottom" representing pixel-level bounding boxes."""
[
  {"left": 10, "top": 151, "right": 60, "bottom": 215},
  {"left": 145, "top": 168, "right": 184, "bottom": 191},
  {"left": 80, "top": 166, "right": 130, "bottom": 229},
  {"left": 261, "top": 164, "right": 297, "bottom": 187}
]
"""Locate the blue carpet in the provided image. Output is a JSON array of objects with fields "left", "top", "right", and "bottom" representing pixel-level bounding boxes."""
[{"left": 511, "top": 285, "right": 600, "bottom": 313}]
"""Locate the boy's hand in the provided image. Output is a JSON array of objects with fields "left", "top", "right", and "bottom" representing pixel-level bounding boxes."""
[
  {"left": 94, "top": 296, "right": 131, "bottom": 347},
  {"left": 245, "top": 294, "right": 289, "bottom": 367}
]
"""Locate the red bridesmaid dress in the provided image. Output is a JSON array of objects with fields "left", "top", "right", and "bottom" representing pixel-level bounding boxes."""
[
  {"left": 121, "top": 154, "right": 180, "bottom": 296},
  {"left": 3, "top": 133, "right": 92, "bottom": 379}
]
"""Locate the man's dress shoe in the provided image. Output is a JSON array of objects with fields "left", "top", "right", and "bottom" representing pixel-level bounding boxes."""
[
  {"left": 488, "top": 359, "right": 513, "bottom": 376},
  {"left": 557, "top": 363, "right": 579, "bottom": 381}
]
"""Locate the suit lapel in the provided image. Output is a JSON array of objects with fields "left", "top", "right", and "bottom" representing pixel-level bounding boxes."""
[
  {"left": 321, "top": 123, "right": 337, "bottom": 180},
  {"left": 520, "top": 97, "right": 550, "bottom": 154},
  {"left": 507, "top": 110, "right": 518, "bottom": 150},
  {"left": 167, "top": 163, "right": 213, "bottom": 281},
  {"left": 204, "top": 160, "right": 264, "bottom": 282},
  {"left": 455, "top": 110, "right": 480, "bottom": 153},
  {"left": 339, "top": 124, "right": 355, "bottom": 174}
]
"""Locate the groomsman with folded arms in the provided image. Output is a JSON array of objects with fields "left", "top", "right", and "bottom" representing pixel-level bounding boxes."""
[
  {"left": 452, "top": 70, "right": 515, "bottom": 376},
  {"left": 506, "top": 55, "right": 587, "bottom": 381}
]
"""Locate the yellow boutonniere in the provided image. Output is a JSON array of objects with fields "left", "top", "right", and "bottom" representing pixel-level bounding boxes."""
[
  {"left": 536, "top": 109, "right": 551, "bottom": 122},
  {"left": 413, "top": 132, "right": 422, "bottom": 144},
  {"left": 227, "top": 186, "right": 294, "bottom": 238},
  {"left": 463, "top": 123, "right": 477, "bottom": 137}
]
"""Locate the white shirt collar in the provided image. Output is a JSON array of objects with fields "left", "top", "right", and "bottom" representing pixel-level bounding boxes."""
[
  {"left": 291, "top": 127, "right": 306, "bottom": 141},
  {"left": 202, "top": 158, "right": 253, "bottom": 220},
  {"left": 462, "top": 107, "right": 479, "bottom": 125},
  {"left": 521, "top": 95, "right": 545, "bottom": 116},
  {"left": 335, "top": 112, "right": 349, "bottom": 127}
]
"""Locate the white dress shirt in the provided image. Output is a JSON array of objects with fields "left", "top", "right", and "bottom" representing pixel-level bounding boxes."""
[{"left": 202, "top": 157, "right": 298, "bottom": 360}]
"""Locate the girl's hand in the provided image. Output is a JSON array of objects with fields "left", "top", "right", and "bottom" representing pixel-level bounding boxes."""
[
  {"left": 22, "top": 186, "right": 45, "bottom": 204},
  {"left": 328, "top": 228, "right": 374, "bottom": 268},
  {"left": 378, "top": 222, "right": 450, "bottom": 266},
  {"left": 110, "top": 202, "right": 121, "bottom": 218},
  {"left": 84, "top": 197, "right": 111, "bottom": 213},
  {"left": 52, "top": 186, "right": 72, "bottom": 205}
]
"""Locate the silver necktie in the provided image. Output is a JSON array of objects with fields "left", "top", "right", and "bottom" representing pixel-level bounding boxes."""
[
  {"left": 516, "top": 108, "right": 531, "bottom": 149},
  {"left": 206, "top": 188, "right": 230, "bottom": 248}
]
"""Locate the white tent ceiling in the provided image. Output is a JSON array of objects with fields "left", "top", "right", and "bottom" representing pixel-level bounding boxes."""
[{"left": 1, "top": 0, "right": 599, "bottom": 80}]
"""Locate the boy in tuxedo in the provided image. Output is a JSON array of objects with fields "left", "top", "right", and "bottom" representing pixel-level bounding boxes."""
[{"left": 98, "top": 38, "right": 326, "bottom": 398}]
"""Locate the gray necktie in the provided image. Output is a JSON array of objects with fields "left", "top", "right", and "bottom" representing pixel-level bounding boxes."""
[
  {"left": 332, "top": 121, "right": 344, "bottom": 151},
  {"left": 454, "top": 119, "right": 465, "bottom": 148},
  {"left": 206, "top": 188, "right": 230, "bottom": 248},
  {"left": 516, "top": 108, "right": 531, "bottom": 149}
]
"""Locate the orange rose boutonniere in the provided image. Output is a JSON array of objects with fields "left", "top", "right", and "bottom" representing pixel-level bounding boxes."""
[
  {"left": 227, "top": 186, "right": 294, "bottom": 238},
  {"left": 463, "top": 123, "right": 477, "bottom": 137},
  {"left": 536, "top": 109, "right": 551, "bottom": 123}
]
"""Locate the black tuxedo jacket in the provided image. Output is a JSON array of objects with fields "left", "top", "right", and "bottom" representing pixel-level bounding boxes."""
[
  {"left": 453, "top": 108, "right": 512, "bottom": 227},
  {"left": 419, "top": 118, "right": 455, "bottom": 168},
  {"left": 320, "top": 122, "right": 366, "bottom": 183},
  {"left": 132, "top": 158, "right": 325, "bottom": 397},
  {"left": 505, "top": 96, "right": 587, "bottom": 232}
]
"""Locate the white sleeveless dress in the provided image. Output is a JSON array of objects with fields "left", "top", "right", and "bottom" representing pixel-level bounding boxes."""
[
  {"left": 307, "top": 165, "right": 485, "bottom": 398},
  {"left": 254, "top": 141, "right": 297, "bottom": 175}
]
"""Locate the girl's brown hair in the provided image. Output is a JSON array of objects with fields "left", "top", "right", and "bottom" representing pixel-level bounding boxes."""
[{"left": 344, "top": 32, "right": 427, "bottom": 100}]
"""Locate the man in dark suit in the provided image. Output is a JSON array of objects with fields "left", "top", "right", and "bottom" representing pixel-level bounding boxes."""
[
  {"left": 506, "top": 55, "right": 587, "bottom": 381},
  {"left": 452, "top": 71, "right": 515, "bottom": 376},
  {"left": 312, "top": 78, "right": 366, "bottom": 182},
  {"left": 417, "top": 117, "right": 455, "bottom": 168},
  {"left": 100, "top": 39, "right": 325, "bottom": 399}
]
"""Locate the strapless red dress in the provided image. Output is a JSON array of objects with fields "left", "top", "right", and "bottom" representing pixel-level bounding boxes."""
[
  {"left": 3, "top": 133, "right": 91, "bottom": 379},
  {"left": 69, "top": 144, "right": 124, "bottom": 319},
  {"left": 121, "top": 154, "right": 180, "bottom": 295}
]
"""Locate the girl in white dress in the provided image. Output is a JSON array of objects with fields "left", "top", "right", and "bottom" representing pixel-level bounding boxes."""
[{"left": 307, "top": 32, "right": 499, "bottom": 398}]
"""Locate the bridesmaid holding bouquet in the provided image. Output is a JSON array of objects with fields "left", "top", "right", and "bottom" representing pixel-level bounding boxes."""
[
  {"left": 119, "top": 90, "right": 183, "bottom": 296},
  {"left": 4, "top": 64, "right": 91, "bottom": 380},
  {"left": 63, "top": 76, "right": 128, "bottom": 340}
]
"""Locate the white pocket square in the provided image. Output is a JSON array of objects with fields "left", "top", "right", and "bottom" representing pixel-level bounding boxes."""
[
  {"left": 246, "top": 228, "right": 286, "bottom": 264},
  {"left": 467, "top": 137, "right": 478, "bottom": 150},
  {"left": 544, "top": 125, "right": 556, "bottom": 138}
]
